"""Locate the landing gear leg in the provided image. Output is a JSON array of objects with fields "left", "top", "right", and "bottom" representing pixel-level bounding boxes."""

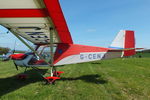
[
  {"left": 43, "top": 27, "right": 64, "bottom": 84},
  {"left": 44, "top": 67, "right": 64, "bottom": 84}
]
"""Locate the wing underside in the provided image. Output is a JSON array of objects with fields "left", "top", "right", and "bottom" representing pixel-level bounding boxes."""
[{"left": 0, "top": 0, "right": 73, "bottom": 44}]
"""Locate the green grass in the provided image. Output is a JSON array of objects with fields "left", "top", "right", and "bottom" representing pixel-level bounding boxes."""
[
  {"left": 0, "top": 58, "right": 150, "bottom": 100},
  {"left": 133, "top": 52, "right": 150, "bottom": 58}
]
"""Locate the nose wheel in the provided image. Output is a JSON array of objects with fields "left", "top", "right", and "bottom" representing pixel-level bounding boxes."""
[
  {"left": 16, "top": 67, "right": 28, "bottom": 80},
  {"left": 16, "top": 73, "right": 28, "bottom": 80}
]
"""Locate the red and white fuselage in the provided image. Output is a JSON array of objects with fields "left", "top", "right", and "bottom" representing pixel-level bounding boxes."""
[{"left": 54, "top": 30, "right": 135, "bottom": 66}]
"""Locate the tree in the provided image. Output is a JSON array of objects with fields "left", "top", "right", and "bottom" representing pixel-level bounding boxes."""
[{"left": 0, "top": 47, "right": 10, "bottom": 55}]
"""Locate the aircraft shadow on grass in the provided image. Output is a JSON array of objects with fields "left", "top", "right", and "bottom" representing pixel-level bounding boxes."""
[
  {"left": 91, "top": 62, "right": 102, "bottom": 65},
  {"left": 60, "top": 74, "right": 108, "bottom": 84},
  {"left": 0, "top": 70, "right": 107, "bottom": 97},
  {"left": 0, "top": 69, "right": 47, "bottom": 97}
]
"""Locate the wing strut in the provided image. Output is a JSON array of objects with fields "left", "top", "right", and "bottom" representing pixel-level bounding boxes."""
[
  {"left": 9, "top": 28, "right": 53, "bottom": 67},
  {"left": 9, "top": 29, "right": 43, "bottom": 59}
]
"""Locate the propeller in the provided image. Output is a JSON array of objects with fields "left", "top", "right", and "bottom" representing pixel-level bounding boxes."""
[
  {"left": 9, "top": 55, "right": 19, "bottom": 71},
  {"left": 10, "top": 40, "right": 19, "bottom": 70},
  {"left": 13, "top": 61, "right": 19, "bottom": 70},
  {"left": 12, "top": 40, "right": 19, "bottom": 70}
]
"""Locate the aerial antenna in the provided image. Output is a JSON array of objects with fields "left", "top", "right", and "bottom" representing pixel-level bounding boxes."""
[{"left": 13, "top": 40, "right": 17, "bottom": 53}]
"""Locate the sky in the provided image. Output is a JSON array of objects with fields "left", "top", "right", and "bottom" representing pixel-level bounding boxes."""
[{"left": 0, "top": 0, "right": 150, "bottom": 50}]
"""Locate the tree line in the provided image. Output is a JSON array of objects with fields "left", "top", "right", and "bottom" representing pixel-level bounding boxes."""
[{"left": 0, "top": 47, "right": 10, "bottom": 55}]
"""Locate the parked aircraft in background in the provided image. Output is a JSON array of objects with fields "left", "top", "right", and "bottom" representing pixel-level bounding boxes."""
[{"left": 0, "top": 51, "right": 13, "bottom": 61}]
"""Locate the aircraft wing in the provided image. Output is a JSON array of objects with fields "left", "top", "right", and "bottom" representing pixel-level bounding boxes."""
[{"left": 0, "top": 0, "right": 73, "bottom": 44}]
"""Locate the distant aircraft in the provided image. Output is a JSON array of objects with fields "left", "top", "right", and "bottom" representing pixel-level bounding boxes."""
[
  {"left": 0, "top": 0, "right": 136, "bottom": 84},
  {"left": 0, "top": 51, "right": 13, "bottom": 61}
]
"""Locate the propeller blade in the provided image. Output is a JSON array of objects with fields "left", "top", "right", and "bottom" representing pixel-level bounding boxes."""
[{"left": 13, "top": 61, "right": 18, "bottom": 70}]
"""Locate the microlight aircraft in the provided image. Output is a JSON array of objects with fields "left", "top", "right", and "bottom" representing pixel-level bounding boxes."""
[{"left": 0, "top": 0, "right": 135, "bottom": 84}]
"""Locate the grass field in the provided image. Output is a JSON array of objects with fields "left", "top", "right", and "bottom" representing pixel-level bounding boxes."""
[
  {"left": 133, "top": 52, "right": 150, "bottom": 58},
  {"left": 0, "top": 58, "right": 150, "bottom": 100}
]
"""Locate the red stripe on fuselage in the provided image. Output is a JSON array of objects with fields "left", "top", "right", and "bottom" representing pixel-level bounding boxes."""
[
  {"left": 0, "top": 9, "right": 48, "bottom": 18},
  {"left": 54, "top": 43, "right": 110, "bottom": 64}
]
